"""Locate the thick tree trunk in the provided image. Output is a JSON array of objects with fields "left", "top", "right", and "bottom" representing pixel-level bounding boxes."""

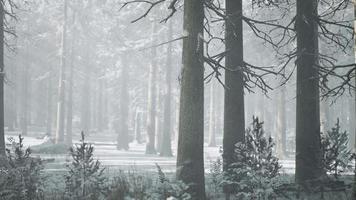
[
  {"left": 55, "top": 0, "right": 68, "bottom": 143},
  {"left": 208, "top": 82, "right": 216, "bottom": 147},
  {"left": 160, "top": 21, "right": 174, "bottom": 157},
  {"left": 223, "top": 0, "right": 245, "bottom": 169},
  {"left": 117, "top": 57, "right": 129, "bottom": 150},
  {"left": 0, "top": 2, "right": 4, "bottom": 155},
  {"left": 176, "top": 0, "right": 205, "bottom": 198},
  {"left": 295, "top": 0, "right": 323, "bottom": 184},
  {"left": 145, "top": 23, "right": 158, "bottom": 154}
]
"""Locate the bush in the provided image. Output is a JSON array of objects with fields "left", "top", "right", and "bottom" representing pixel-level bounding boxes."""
[
  {"left": 64, "top": 132, "right": 107, "bottom": 200},
  {"left": 222, "top": 117, "right": 282, "bottom": 199},
  {"left": 0, "top": 135, "right": 44, "bottom": 200}
]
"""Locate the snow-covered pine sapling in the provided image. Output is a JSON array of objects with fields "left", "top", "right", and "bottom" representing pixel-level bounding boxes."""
[
  {"left": 321, "top": 119, "right": 353, "bottom": 178},
  {"left": 65, "top": 132, "right": 107, "bottom": 200},
  {"left": 222, "top": 117, "right": 282, "bottom": 199},
  {"left": 1, "top": 135, "right": 44, "bottom": 200}
]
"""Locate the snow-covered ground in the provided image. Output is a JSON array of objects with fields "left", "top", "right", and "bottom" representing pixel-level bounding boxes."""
[{"left": 4, "top": 133, "right": 295, "bottom": 174}]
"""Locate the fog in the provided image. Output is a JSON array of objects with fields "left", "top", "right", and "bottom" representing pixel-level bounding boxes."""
[{"left": 0, "top": 0, "right": 355, "bottom": 199}]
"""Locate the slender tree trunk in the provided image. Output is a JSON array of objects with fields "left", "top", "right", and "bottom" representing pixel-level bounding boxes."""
[
  {"left": 97, "top": 78, "right": 104, "bottom": 132},
  {"left": 46, "top": 66, "right": 53, "bottom": 137},
  {"left": 160, "top": 21, "right": 174, "bottom": 157},
  {"left": 176, "top": 0, "right": 205, "bottom": 198},
  {"left": 117, "top": 57, "right": 129, "bottom": 150},
  {"left": 66, "top": 19, "right": 76, "bottom": 145},
  {"left": 20, "top": 50, "right": 29, "bottom": 136},
  {"left": 295, "top": 0, "right": 323, "bottom": 184},
  {"left": 208, "top": 82, "right": 216, "bottom": 147},
  {"left": 146, "top": 23, "right": 158, "bottom": 154},
  {"left": 320, "top": 99, "right": 329, "bottom": 135},
  {"left": 224, "top": 0, "right": 245, "bottom": 169},
  {"left": 134, "top": 110, "right": 142, "bottom": 143},
  {"left": 276, "top": 86, "right": 286, "bottom": 158},
  {"left": 0, "top": 2, "right": 5, "bottom": 155},
  {"left": 55, "top": 0, "right": 68, "bottom": 143}
]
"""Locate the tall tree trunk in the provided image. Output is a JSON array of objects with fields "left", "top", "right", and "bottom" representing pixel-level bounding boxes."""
[
  {"left": 176, "top": 0, "right": 205, "bottom": 198},
  {"left": 224, "top": 0, "right": 245, "bottom": 169},
  {"left": 117, "top": 57, "right": 129, "bottom": 150},
  {"left": 208, "top": 82, "right": 216, "bottom": 147},
  {"left": 20, "top": 50, "right": 29, "bottom": 136},
  {"left": 276, "top": 86, "right": 286, "bottom": 158},
  {"left": 134, "top": 110, "right": 142, "bottom": 143},
  {"left": 295, "top": 0, "right": 323, "bottom": 184},
  {"left": 320, "top": 99, "right": 329, "bottom": 135},
  {"left": 46, "top": 66, "right": 53, "bottom": 136},
  {"left": 97, "top": 78, "right": 104, "bottom": 132},
  {"left": 0, "top": 2, "right": 5, "bottom": 155},
  {"left": 55, "top": 0, "right": 68, "bottom": 143},
  {"left": 66, "top": 20, "right": 76, "bottom": 145},
  {"left": 160, "top": 21, "right": 174, "bottom": 157},
  {"left": 146, "top": 23, "right": 158, "bottom": 154}
]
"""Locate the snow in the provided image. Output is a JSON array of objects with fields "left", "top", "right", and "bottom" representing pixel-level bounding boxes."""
[{"left": 5, "top": 134, "right": 296, "bottom": 174}]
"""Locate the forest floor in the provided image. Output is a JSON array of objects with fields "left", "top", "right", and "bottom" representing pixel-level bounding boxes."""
[{"left": 4, "top": 131, "right": 296, "bottom": 174}]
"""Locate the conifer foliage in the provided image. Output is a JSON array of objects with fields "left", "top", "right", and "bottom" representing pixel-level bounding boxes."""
[
  {"left": 64, "top": 132, "right": 107, "bottom": 200},
  {"left": 321, "top": 119, "right": 353, "bottom": 178},
  {"left": 0, "top": 135, "right": 44, "bottom": 200},
  {"left": 222, "top": 117, "right": 282, "bottom": 199}
]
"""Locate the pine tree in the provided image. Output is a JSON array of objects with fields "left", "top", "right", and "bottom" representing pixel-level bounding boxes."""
[{"left": 65, "top": 132, "right": 107, "bottom": 200}]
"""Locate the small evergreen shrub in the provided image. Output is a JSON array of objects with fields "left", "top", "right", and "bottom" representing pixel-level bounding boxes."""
[
  {"left": 64, "top": 132, "right": 107, "bottom": 200},
  {"left": 152, "top": 164, "right": 191, "bottom": 200},
  {"left": 0, "top": 135, "right": 44, "bottom": 200},
  {"left": 321, "top": 119, "right": 353, "bottom": 178},
  {"left": 222, "top": 117, "right": 282, "bottom": 199}
]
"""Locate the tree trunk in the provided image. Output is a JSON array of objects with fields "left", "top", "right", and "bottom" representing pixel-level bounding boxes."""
[
  {"left": 20, "top": 50, "right": 29, "bottom": 136},
  {"left": 145, "top": 23, "right": 158, "bottom": 154},
  {"left": 117, "top": 57, "right": 129, "bottom": 150},
  {"left": 276, "top": 86, "right": 286, "bottom": 158},
  {"left": 46, "top": 65, "right": 53, "bottom": 136},
  {"left": 176, "top": 0, "right": 205, "bottom": 198},
  {"left": 134, "top": 110, "right": 142, "bottom": 143},
  {"left": 223, "top": 0, "right": 245, "bottom": 169},
  {"left": 160, "top": 21, "right": 174, "bottom": 157},
  {"left": 295, "top": 0, "right": 323, "bottom": 184},
  {"left": 55, "top": 0, "right": 68, "bottom": 143},
  {"left": 0, "top": 2, "right": 5, "bottom": 155},
  {"left": 97, "top": 78, "right": 104, "bottom": 132},
  {"left": 66, "top": 18, "right": 76, "bottom": 145},
  {"left": 208, "top": 82, "right": 216, "bottom": 147}
]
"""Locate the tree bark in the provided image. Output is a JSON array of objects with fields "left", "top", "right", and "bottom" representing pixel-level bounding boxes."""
[
  {"left": 176, "top": 0, "right": 206, "bottom": 198},
  {"left": 295, "top": 0, "right": 323, "bottom": 184},
  {"left": 145, "top": 23, "right": 158, "bottom": 154},
  {"left": 117, "top": 57, "right": 129, "bottom": 150},
  {"left": 0, "top": 2, "right": 5, "bottom": 155},
  {"left": 208, "top": 82, "right": 216, "bottom": 147},
  {"left": 160, "top": 20, "right": 174, "bottom": 157},
  {"left": 276, "top": 86, "right": 286, "bottom": 158},
  {"left": 223, "top": 0, "right": 245, "bottom": 169},
  {"left": 66, "top": 15, "right": 76, "bottom": 145},
  {"left": 55, "top": 0, "right": 68, "bottom": 143}
]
